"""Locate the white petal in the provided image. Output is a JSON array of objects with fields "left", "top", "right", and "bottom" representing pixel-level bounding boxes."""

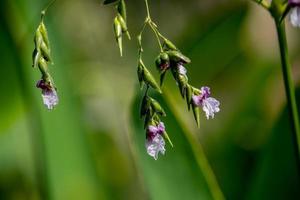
[
  {"left": 290, "top": 7, "right": 300, "bottom": 27},
  {"left": 178, "top": 64, "right": 187, "bottom": 75},
  {"left": 202, "top": 97, "right": 220, "bottom": 119},
  {"left": 42, "top": 90, "right": 59, "bottom": 110},
  {"left": 146, "top": 134, "right": 166, "bottom": 160}
]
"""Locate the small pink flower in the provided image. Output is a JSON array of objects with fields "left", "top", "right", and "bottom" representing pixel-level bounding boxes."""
[
  {"left": 145, "top": 122, "right": 166, "bottom": 160},
  {"left": 192, "top": 86, "right": 220, "bottom": 119},
  {"left": 36, "top": 79, "right": 59, "bottom": 110}
]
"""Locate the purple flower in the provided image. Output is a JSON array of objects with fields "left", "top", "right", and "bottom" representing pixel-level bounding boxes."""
[
  {"left": 192, "top": 86, "right": 220, "bottom": 119},
  {"left": 289, "top": 0, "right": 300, "bottom": 27},
  {"left": 36, "top": 79, "right": 59, "bottom": 110},
  {"left": 145, "top": 122, "right": 166, "bottom": 160}
]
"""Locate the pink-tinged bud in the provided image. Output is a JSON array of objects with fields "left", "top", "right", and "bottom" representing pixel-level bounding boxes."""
[
  {"left": 36, "top": 79, "right": 59, "bottom": 110},
  {"left": 145, "top": 122, "right": 166, "bottom": 160}
]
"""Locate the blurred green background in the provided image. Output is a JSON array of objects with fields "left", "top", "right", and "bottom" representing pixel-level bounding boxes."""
[{"left": 0, "top": 0, "right": 300, "bottom": 199}]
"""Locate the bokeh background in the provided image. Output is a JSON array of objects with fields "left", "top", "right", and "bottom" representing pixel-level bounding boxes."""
[{"left": 0, "top": 0, "right": 300, "bottom": 199}]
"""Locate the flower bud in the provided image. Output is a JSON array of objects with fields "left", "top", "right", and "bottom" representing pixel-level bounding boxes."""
[
  {"left": 163, "top": 38, "right": 177, "bottom": 50},
  {"left": 117, "top": 14, "right": 131, "bottom": 40},
  {"left": 113, "top": 17, "right": 123, "bottom": 56},
  {"left": 150, "top": 98, "right": 166, "bottom": 116},
  {"left": 167, "top": 50, "right": 191, "bottom": 64}
]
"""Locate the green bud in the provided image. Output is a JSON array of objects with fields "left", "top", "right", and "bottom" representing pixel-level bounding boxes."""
[
  {"left": 34, "top": 30, "right": 43, "bottom": 50},
  {"left": 117, "top": 14, "right": 131, "bottom": 40},
  {"left": 178, "top": 74, "right": 187, "bottom": 97},
  {"left": 32, "top": 49, "right": 39, "bottom": 68},
  {"left": 160, "top": 52, "right": 169, "bottom": 62},
  {"left": 150, "top": 98, "right": 166, "bottom": 116},
  {"left": 143, "top": 68, "right": 162, "bottom": 93},
  {"left": 163, "top": 38, "right": 177, "bottom": 50},
  {"left": 167, "top": 50, "right": 191, "bottom": 64},
  {"left": 39, "top": 22, "right": 50, "bottom": 48},
  {"left": 192, "top": 104, "right": 200, "bottom": 128},
  {"left": 117, "top": 0, "right": 127, "bottom": 21},
  {"left": 38, "top": 57, "right": 49, "bottom": 78},
  {"left": 140, "top": 61, "right": 161, "bottom": 93},
  {"left": 41, "top": 42, "right": 52, "bottom": 62},
  {"left": 113, "top": 17, "right": 123, "bottom": 56}
]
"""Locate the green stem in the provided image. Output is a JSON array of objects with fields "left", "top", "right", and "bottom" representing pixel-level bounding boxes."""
[
  {"left": 41, "top": 0, "right": 56, "bottom": 18},
  {"left": 275, "top": 22, "right": 300, "bottom": 164}
]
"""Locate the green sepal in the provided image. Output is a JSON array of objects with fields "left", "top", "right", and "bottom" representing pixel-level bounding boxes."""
[
  {"left": 34, "top": 30, "right": 43, "bottom": 50},
  {"left": 117, "top": 14, "right": 131, "bottom": 40},
  {"left": 163, "top": 131, "right": 174, "bottom": 147},
  {"left": 32, "top": 49, "right": 40, "bottom": 68},
  {"left": 150, "top": 98, "right": 166, "bottom": 116},
  {"left": 113, "top": 17, "right": 123, "bottom": 56},
  {"left": 41, "top": 42, "right": 52, "bottom": 62},
  {"left": 192, "top": 103, "right": 200, "bottom": 128},
  {"left": 39, "top": 22, "right": 50, "bottom": 48},
  {"left": 103, "top": 0, "right": 119, "bottom": 5},
  {"left": 38, "top": 58, "right": 49, "bottom": 78},
  {"left": 167, "top": 50, "right": 191, "bottom": 64},
  {"left": 117, "top": 0, "right": 127, "bottom": 21},
  {"left": 186, "top": 84, "right": 192, "bottom": 110},
  {"left": 140, "top": 60, "right": 161, "bottom": 93},
  {"left": 178, "top": 74, "right": 187, "bottom": 97},
  {"left": 163, "top": 38, "right": 177, "bottom": 50}
]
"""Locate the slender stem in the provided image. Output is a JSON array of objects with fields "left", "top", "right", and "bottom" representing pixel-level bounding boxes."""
[
  {"left": 144, "top": 0, "right": 151, "bottom": 18},
  {"left": 149, "top": 23, "right": 163, "bottom": 52},
  {"left": 275, "top": 22, "right": 300, "bottom": 166}
]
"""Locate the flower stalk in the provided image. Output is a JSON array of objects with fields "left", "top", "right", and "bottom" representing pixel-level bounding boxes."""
[
  {"left": 250, "top": 0, "right": 300, "bottom": 163},
  {"left": 275, "top": 21, "right": 300, "bottom": 160}
]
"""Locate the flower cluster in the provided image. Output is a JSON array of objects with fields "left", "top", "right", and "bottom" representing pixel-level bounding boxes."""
[
  {"left": 104, "top": 0, "right": 221, "bottom": 160},
  {"left": 155, "top": 42, "right": 220, "bottom": 125},
  {"left": 103, "top": 0, "right": 130, "bottom": 56},
  {"left": 32, "top": 12, "right": 58, "bottom": 110}
]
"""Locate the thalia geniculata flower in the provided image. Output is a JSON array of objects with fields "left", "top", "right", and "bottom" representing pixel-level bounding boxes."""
[
  {"left": 145, "top": 122, "right": 166, "bottom": 160},
  {"left": 192, "top": 86, "right": 220, "bottom": 119},
  {"left": 36, "top": 79, "right": 59, "bottom": 110}
]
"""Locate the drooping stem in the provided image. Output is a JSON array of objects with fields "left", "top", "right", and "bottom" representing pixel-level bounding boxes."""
[{"left": 275, "top": 21, "right": 300, "bottom": 165}]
